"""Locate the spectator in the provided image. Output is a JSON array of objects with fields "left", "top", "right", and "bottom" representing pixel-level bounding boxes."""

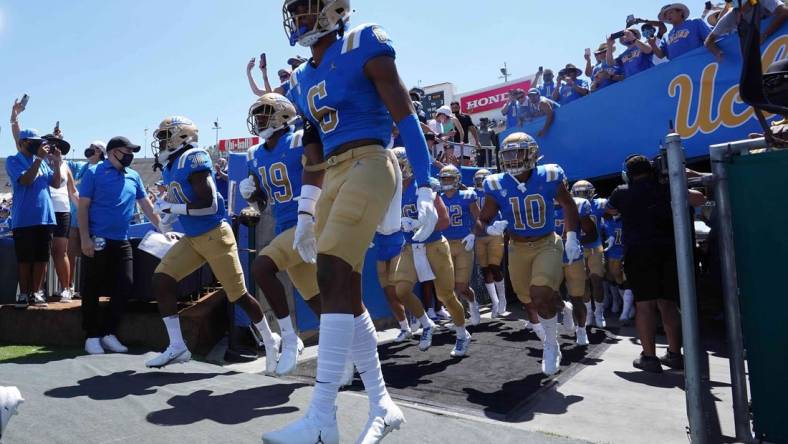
[
  {"left": 606, "top": 154, "right": 706, "bottom": 373},
  {"left": 501, "top": 89, "right": 528, "bottom": 129},
  {"left": 607, "top": 27, "right": 655, "bottom": 78},
  {"left": 214, "top": 157, "right": 229, "bottom": 203},
  {"left": 476, "top": 118, "right": 500, "bottom": 167},
  {"left": 0, "top": 205, "right": 10, "bottom": 232},
  {"left": 650, "top": 3, "right": 711, "bottom": 60},
  {"left": 5, "top": 128, "right": 62, "bottom": 308},
  {"left": 526, "top": 88, "right": 558, "bottom": 137},
  {"left": 246, "top": 53, "right": 291, "bottom": 97},
  {"left": 533, "top": 67, "right": 558, "bottom": 98},
  {"left": 588, "top": 43, "right": 624, "bottom": 91},
  {"left": 554, "top": 64, "right": 590, "bottom": 105},
  {"left": 42, "top": 130, "right": 78, "bottom": 303},
  {"left": 67, "top": 141, "right": 106, "bottom": 299},
  {"left": 409, "top": 88, "right": 428, "bottom": 123},
  {"left": 78, "top": 136, "right": 160, "bottom": 355},
  {"left": 428, "top": 105, "right": 465, "bottom": 164},
  {"left": 286, "top": 55, "right": 307, "bottom": 70},
  {"left": 705, "top": 0, "right": 788, "bottom": 61},
  {"left": 450, "top": 101, "right": 481, "bottom": 165}
]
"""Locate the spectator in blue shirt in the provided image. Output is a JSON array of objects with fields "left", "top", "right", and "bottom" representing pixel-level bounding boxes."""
[
  {"left": 650, "top": 3, "right": 711, "bottom": 60},
  {"left": 77, "top": 136, "right": 161, "bottom": 355},
  {"left": 525, "top": 88, "right": 559, "bottom": 137},
  {"left": 533, "top": 67, "right": 558, "bottom": 99},
  {"left": 588, "top": 43, "right": 624, "bottom": 91},
  {"left": 501, "top": 89, "right": 528, "bottom": 129},
  {"left": 5, "top": 128, "right": 63, "bottom": 308},
  {"left": 553, "top": 64, "right": 590, "bottom": 105},
  {"left": 608, "top": 27, "right": 655, "bottom": 78}
]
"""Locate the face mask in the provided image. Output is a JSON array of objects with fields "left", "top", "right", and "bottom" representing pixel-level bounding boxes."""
[
  {"left": 84, "top": 148, "right": 96, "bottom": 158},
  {"left": 116, "top": 152, "right": 134, "bottom": 167}
]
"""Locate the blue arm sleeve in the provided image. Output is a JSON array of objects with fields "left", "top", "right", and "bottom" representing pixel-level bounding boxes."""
[{"left": 396, "top": 114, "right": 431, "bottom": 188}]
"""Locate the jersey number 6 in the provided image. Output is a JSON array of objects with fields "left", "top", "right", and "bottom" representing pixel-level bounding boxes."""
[{"left": 307, "top": 80, "right": 339, "bottom": 134}]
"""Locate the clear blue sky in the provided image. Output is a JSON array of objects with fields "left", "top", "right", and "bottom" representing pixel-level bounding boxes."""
[{"left": 0, "top": 0, "right": 707, "bottom": 159}]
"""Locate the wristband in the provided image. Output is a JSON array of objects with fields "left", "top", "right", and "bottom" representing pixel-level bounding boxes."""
[{"left": 298, "top": 185, "right": 321, "bottom": 216}]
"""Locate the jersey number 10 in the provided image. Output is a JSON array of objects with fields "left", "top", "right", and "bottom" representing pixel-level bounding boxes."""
[{"left": 509, "top": 195, "right": 547, "bottom": 230}]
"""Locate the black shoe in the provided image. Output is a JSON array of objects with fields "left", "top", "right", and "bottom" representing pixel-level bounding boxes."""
[
  {"left": 633, "top": 353, "right": 663, "bottom": 373},
  {"left": 659, "top": 350, "right": 684, "bottom": 370}
]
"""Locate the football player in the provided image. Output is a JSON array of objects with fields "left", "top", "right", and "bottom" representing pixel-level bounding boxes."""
[
  {"left": 476, "top": 132, "right": 581, "bottom": 376},
  {"left": 602, "top": 214, "right": 635, "bottom": 321},
  {"left": 263, "top": 1, "right": 438, "bottom": 442},
  {"left": 571, "top": 180, "right": 608, "bottom": 328},
  {"left": 144, "top": 117, "right": 281, "bottom": 371},
  {"left": 438, "top": 165, "right": 482, "bottom": 325},
  {"left": 374, "top": 229, "right": 413, "bottom": 342},
  {"left": 240, "top": 93, "right": 318, "bottom": 376},
  {"left": 473, "top": 169, "right": 507, "bottom": 317},
  {"left": 554, "top": 193, "right": 598, "bottom": 346},
  {"left": 395, "top": 149, "right": 470, "bottom": 355}
]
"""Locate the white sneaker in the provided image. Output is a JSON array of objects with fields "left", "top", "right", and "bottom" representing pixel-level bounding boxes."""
[
  {"left": 418, "top": 325, "right": 434, "bottom": 351},
  {"left": 356, "top": 397, "right": 405, "bottom": 444},
  {"left": 275, "top": 334, "right": 301, "bottom": 377},
  {"left": 146, "top": 344, "right": 191, "bottom": 368},
  {"left": 594, "top": 309, "right": 607, "bottom": 328},
  {"left": 262, "top": 410, "right": 339, "bottom": 444},
  {"left": 101, "top": 335, "right": 128, "bottom": 353},
  {"left": 562, "top": 301, "right": 575, "bottom": 331},
  {"left": 576, "top": 327, "right": 589, "bottom": 346},
  {"left": 531, "top": 322, "right": 546, "bottom": 342},
  {"left": 542, "top": 340, "right": 562, "bottom": 376},
  {"left": 0, "top": 386, "right": 24, "bottom": 440},
  {"left": 469, "top": 302, "right": 481, "bottom": 326},
  {"left": 394, "top": 329, "right": 412, "bottom": 343},
  {"left": 450, "top": 330, "right": 471, "bottom": 358},
  {"left": 263, "top": 333, "right": 282, "bottom": 376},
  {"left": 84, "top": 338, "right": 104, "bottom": 355},
  {"left": 30, "top": 291, "right": 47, "bottom": 307},
  {"left": 59, "top": 288, "right": 73, "bottom": 303},
  {"left": 339, "top": 358, "right": 355, "bottom": 387},
  {"left": 436, "top": 307, "right": 451, "bottom": 321}
]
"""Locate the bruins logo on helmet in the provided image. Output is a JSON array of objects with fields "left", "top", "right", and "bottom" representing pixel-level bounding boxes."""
[
  {"left": 499, "top": 132, "right": 539, "bottom": 176},
  {"left": 247, "top": 93, "right": 297, "bottom": 139}
]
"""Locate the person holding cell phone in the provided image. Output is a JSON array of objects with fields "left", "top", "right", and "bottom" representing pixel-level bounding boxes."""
[{"left": 607, "top": 27, "right": 654, "bottom": 79}]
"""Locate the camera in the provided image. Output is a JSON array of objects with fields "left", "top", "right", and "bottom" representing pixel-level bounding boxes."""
[{"left": 610, "top": 30, "right": 626, "bottom": 40}]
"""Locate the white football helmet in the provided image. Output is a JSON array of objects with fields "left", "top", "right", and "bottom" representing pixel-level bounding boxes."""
[
  {"left": 247, "top": 93, "right": 297, "bottom": 139},
  {"left": 283, "top": 0, "right": 352, "bottom": 47},
  {"left": 152, "top": 116, "right": 199, "bottom": 165}
]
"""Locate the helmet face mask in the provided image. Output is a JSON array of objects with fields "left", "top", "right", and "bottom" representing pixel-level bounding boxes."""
[
  {"left": 499, "top": 132, "right": 539, "bottom": 177},
  {"left": 571, "top": 180, "right": 595, "bottom": 200},
  {"left": 152, "top": 116, "right": 199, "bottom": 165},
  {"left": 247, "top": 93, "right": 297, "bottom": 139},
  {"left": 438, "top": 165, "right": 461, "bottom": 192},
  {"left": 474, "top": 168, "right": 490, "bottom": 189},
  {"left": 283, "top": 0, "right": 351, "bottom": 47}
]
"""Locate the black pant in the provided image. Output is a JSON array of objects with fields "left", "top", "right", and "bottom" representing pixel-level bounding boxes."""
[
  {"left": 624, "top": 244, "right": 680, "bottom": 303},
  {"left": 81, "top": 239, "right": 133, "bottom": 338}
]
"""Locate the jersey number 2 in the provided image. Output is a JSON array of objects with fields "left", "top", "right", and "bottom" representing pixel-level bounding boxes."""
[{"left": 307, "top": 81, "right": 339, "bottom": 133}]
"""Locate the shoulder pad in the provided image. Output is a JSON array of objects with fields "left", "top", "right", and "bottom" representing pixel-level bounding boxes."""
[
  {"left": 342, "top": 23, "right": 395, "bottom": 58},
  {"left": 484, "top": 173, "right": 505, "bottom": 191},
  {"left": 542, "top": 164, "right": 566, "bottom": 183},
  {"left": 461, "top": 189, "right": 477, "bottom": 200},
  {"left": 178, "top": 148, "right": 210, "bottom": 171}
]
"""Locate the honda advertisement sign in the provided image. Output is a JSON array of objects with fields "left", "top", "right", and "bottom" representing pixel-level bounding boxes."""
[{"left": 459, "top": 77, "right": 533, "bottom": 115}]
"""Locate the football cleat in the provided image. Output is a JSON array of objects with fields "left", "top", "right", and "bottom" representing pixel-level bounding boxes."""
[
  {"left": 418, "top": 326, "right": 434, "bottom": 351},
  {"left": 562, "top": 301, "right": 575, "bottom": 331},
  {"left": 576, "top": 327, "right": 589, "bottom": 346},
  {"left": 275, "top": 334, "right": 302, "bottom": 377},
  {"left": 263, "top": 333, "right": 282, "bottom": 376},
  {"left": 542, "top": 340, "right": 562, "bottom": 376},
  {"left": 145, "top": 344, "right": 191, "bottom": 368},
  {"left": 0, "top": 386, "right": 24, "bottom": 441},
  {"left": 262, "top": 410, "right": 339, "bottom": 444},
  {"left": 394, "top": 329, "right": 412, "bottom": 343},
  {"left": 450, "top": 331, "right": 471, "bottom": 358},
  {"left": 436, "top": 307, "right": 451, "bottom": 321},
  {"left": 355, "top": 398, "right": 405, "bottom": 444}
]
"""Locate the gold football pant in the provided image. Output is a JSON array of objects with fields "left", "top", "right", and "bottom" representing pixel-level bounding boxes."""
[
  {"left": 260, "top": 226, "right": 320, "bottom": 300},
  {"left": 507, "top": 233, "right": 564, "bottom": 304}
]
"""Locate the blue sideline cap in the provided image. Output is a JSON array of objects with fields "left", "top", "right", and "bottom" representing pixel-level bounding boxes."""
[{"left": 19, "top": 128, "right": 42, "bottom": 140}]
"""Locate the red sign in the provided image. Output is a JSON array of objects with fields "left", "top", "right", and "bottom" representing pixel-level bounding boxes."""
[
  {"left": 460, "top": 79, "right": 532, "bottom": 115},
  {"left": 218, "top": 137, "right": 260, "bottom": 152}
]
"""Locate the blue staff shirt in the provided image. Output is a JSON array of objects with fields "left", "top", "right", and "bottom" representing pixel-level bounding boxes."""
[
  {"left": 616, "top": 45, "right": 655, "bottom": 78},
  {"left": 78, "top": 160, "right": 145, "bottom": 240},
  {"left": 5, "top": 152, "right": 56, "bottom": 229}
]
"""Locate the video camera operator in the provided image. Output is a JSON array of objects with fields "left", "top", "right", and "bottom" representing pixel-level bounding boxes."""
[{"left": 606, "top": 154, "right": 705, "bottom": 373}]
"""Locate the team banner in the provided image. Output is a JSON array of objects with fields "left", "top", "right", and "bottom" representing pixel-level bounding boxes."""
[{"left": 501, "top": 21, "right": 787, "bottom": 180}]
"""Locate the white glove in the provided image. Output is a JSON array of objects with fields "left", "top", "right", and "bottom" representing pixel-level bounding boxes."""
[
  {"left": 412, "top": 187, "right": 438, "bottom": 243},
  {"left": 239, "top": 176, "right": 257, "bottom": 200},
  {"left": 604, "top": 235, "right": 615, "bottom": 252},
  {"left": 565, "top": 231, "right": 583, "bottom": 263},
  {"left": 486, "top": 220, "right": 508, "bottom": 236},
  {"left": 461, "top": 233, "right": 475, "bottom": 251},
  {"left": 293, "top": 213, "right": 317, "bottom": 264},
  {"left": 157, "top": 212, "right": 179, "bottom": 233},
  {"left": 401, "top": 217, "right": 421, "bottom": 233}
]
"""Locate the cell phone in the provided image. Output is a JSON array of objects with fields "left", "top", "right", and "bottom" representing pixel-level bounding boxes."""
[
  {"left": 260, "top": 53, "right": 267, "bottom": 66},
  {"left": 705, "top": 1, "right": 713, "bottom": 10},
  {"left": 626, "top": 14, "right": 636, "bottom": 27},
  {"left": 20, "top": 94, "right": 29, "bottom": 108},
  {"left": 610, "top": 30, "right": 626, "bottom": 40},
  {"left": 55, "top": 121, "right": 60, "bottom": 131},
  {"left": 584, "top": 48, "right": 591, "bottom": 57},
  {"left": 538, "top": 66, "right": 543, "bottom": 72}
]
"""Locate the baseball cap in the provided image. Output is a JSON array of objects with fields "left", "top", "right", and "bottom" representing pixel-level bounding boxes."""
[
  {"left": 278, "top": 69, "right": 291, "bottom": 78},
  {"left": 435, "top": 105, "right": 453, "bottom": 117},
  {"left": 19, "top": 129, "right": 42, "bottom": 141},
  {"left": 106, "top": 136, "right": 141, "bottom": 152},
  {"left": 89, "top": 140, "right": 107, "bottom": 152},
  {"left": 287, "top": 56, "right": 307, "bottom": 67},
  {"left": 528, "top": 88, "right": 540, "bottom": 95}
]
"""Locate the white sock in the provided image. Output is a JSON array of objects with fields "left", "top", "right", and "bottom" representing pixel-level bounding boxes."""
[
  {"left": 538, "top": 315, "right": 558, "bottom": 344},
  {"left": 254, "top": 315, "right": 275, "bottom": 344},
  {"left": 494, "top": 280, "right": 506, "bottom": 303},
  {"left": 308, "top": 313, "right": 354, "bottom": 425},
  {"left": 584, "top": 301, "right": 593, "bottom": 322},
  {"left": 398, "top": 320, "right": 409, "bottom": 331},
  {"left": 455, "top": 325, "right": 468, "bottom": 338},
  {"left": 595, "top": 302, "right": 605, "bottom": 317},
  {"left": 277, "top": 315, "right": 296, "bottom": 339},
  {"left": 351, "top": 311, "right": 390, "bottom": 408},
  {"left": 418, "top": 314, "right": 432, "bottom": 329},
  {"left": 485, "top": 283, "right": 499, "bottom": 307},
  {"left": 163, "top": 315, "right": 185, "bottom": 348}
]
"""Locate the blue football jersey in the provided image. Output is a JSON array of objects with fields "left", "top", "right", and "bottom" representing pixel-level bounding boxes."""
[
  {"left": 581, "top": 197, "right": 607, "bottom": 248},
  {"left": 602, "top": 216, "right": 624, "bottom": 260},
  {"left": 441, "top": 189, "right": 477, "bottom": 240},
  {"left": 483, "top": 164, "right": 565, "bottom": 238},
  {"left": 402, "top": 180, "right": 442, "bottom": 244},
  {"left": 162, "top": 148, "right": 227, "bottom": 237},
  {"left": 248, "top": 129, "right": 304, "bottom": 235},
  {"left": 555, "top": 197, "right": 592, "bottom": 263},
  {"left": 287, "top": 24, "right": 395, "bottom": 157}
]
